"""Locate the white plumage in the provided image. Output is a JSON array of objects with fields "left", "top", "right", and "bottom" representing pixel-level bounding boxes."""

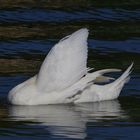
[
  {"left": 8, "top": 28, "right": 133, "bottom": 105},
  {"left": 37, "top": 29, "right": 88, "bottom": 93}
]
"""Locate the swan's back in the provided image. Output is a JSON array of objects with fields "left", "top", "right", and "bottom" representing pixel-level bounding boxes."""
[{"left": 37, "top": 29, "right": 89, "bottom": 93}]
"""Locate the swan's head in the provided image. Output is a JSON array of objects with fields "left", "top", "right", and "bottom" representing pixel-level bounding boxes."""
[{"left": 8, "top": 76, "right": 37, "bottom": 105}]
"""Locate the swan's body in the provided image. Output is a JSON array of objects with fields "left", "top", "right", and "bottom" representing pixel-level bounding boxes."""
[{"left": 8, "top": 29, "right": 133, "bottom": 105}]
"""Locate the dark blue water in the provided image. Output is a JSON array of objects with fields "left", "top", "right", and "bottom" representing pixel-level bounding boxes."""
[
  {"left": 0, "top": 1, "right": 140, "bottom": 140},
  {"left": 0, "top": 8, "right": 139, "bottom": 23}
]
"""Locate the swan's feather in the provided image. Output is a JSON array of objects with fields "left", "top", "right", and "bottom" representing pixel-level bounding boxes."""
[
  {"left": 94, "top": 76, "right": 115, "bottom": 83},
  {"left": 8, "top": 28, "right": 133, "bottom": 105},
  {"left": 74, "top": 63, "right": 133, "bottom": 103},
  {"left": 37, "top": 29, "right": 89, "bottom": 93}
]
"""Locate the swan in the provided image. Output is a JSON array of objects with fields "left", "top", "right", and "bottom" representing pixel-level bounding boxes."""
[{"left": 8, "top": 28, "right": 133, "bottom": 105}]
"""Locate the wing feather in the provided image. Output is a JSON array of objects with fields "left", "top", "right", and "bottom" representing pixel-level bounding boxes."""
[{"left": 37, "top": 28, "right": 89, "bottom": 93}]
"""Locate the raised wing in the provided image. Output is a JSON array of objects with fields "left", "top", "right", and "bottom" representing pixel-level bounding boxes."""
[{"left": 37, "top": 28, "right": 89, "bottom": 93}]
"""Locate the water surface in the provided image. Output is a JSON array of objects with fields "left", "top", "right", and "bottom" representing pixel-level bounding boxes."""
[{"left": 0, "top": 1, "right": 140, "bottom": 140}]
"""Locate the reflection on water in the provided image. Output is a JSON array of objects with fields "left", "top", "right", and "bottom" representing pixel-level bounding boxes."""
[{"left": 8, "top": 100, "right": 126, "bottom": 139}]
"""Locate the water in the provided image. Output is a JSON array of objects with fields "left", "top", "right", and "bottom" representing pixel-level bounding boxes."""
[{"left": 0, "top": 1, "right": 140, "bottom": 139}]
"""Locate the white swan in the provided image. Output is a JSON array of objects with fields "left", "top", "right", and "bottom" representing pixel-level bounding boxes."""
[{"left": 8, "top": 28, "right": 133, "bottom": 105}]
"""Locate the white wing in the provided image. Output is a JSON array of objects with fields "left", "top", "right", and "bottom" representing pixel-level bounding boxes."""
[{"left": 37, "top": 28, "right": 89, "bottom": 93}]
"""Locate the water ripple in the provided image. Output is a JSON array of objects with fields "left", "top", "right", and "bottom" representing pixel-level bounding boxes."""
[
  {"left": 0, "top": 38, "right": 140, "bottom": 59},
  {"left": 0, "top": 8, "right": 139, "bottom": 23}
]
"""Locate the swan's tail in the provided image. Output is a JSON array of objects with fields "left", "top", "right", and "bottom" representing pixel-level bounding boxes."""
[
  {"left": 111, "top": 63, "right": 133, "bottom": 89},
  {"left": 73, "top": 63, "right": 133, "bottom": 103},
  {"left": 104, "top": 63, "right": 133, "bottom": 99}
]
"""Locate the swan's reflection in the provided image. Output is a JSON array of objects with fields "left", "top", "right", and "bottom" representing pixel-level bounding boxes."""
[
  {"left": 9, "top": 100, "right": 127, "bottom": 139},
  {"left": 9, "top": 104, "right": 86, "bottom": 139},
  {"left": 75, "top": 100, "right": 127, "bottom": 121}
]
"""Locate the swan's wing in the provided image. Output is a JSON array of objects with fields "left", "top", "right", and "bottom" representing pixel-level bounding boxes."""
[{"left": 37, "top": 28, "right": 89, "bottom": 93}]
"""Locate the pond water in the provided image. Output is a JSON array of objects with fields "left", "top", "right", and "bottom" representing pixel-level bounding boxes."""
[{"left": 0, "top": 1, "right": 140, "bottom": 140}]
